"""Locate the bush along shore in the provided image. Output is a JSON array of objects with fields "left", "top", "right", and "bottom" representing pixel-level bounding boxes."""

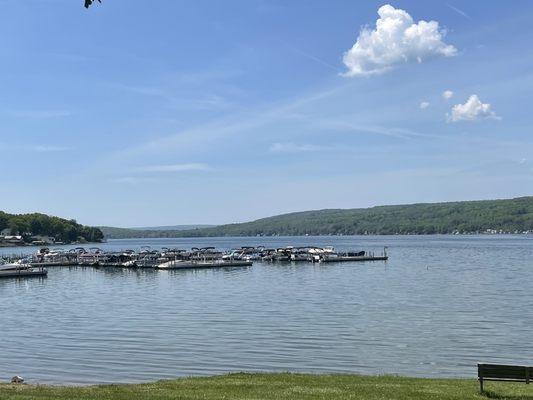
[{"left": 0, "top": 373, "right": 532, "bottom": 400}]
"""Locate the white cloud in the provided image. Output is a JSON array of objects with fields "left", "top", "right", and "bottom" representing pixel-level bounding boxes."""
[
  {"left": 269, "top": 142, "right": 330, "bottom": 153},
  {"left": 419, "top": 101, "right": 430, "bottom": 109},
  {"left": 448, "top": 95, "right": 500, "bottom": 122},
  {"left": 442, "top": 90, "right": 454, "bottom": 100},
  {"left": 134, "top": 163, "right": 210, "bottom": 173},
  {"left": 342, "top": 4, "right": 457, "bottom": 76}
]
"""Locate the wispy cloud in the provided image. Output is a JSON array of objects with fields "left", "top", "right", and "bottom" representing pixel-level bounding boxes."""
[
  {"left": 446, "top": 3, "right": 471, "bottom": 19},
  {"left": 302, "top": 117, "right": 439, "bottom": 140},
  {"left": 9, "top": 110, "right": 71, "bottom": 119},
  {"left": 119, "top": 85, "right": 168, "bottom": 98},
  {"left": 442, "top": 90, "right": 454, "bottom": 100},
  {"left": 283, "top": 42, "right": 341, "bottom": 73},
  {"left": 117, "top": 83, "right": 235, "bottom": 111},
  {"left": 111, "top": 83, "right": 351, "bottom": 160},
  {"left": 455, "top": 159, "right": 533, "bottom": 177},
  {"left": 112, "top": 177, "right": 140, "bottom": 185},
  {"left": 110, "top": 176, "right": 161, "bottom": 185},
  {"left": 182, "top": 94, "right": 234, "bottom": 111},
  {"left": 0, "top": 143, "right": 70, "bottom": 153},
  {"left": 133, "top": 163, "right": 210, "bottom": 173},
  {"left": 269, "top": 142, "right": 332, "bottom": 153},
  {"left": 32, "top": 145, "right": 70, "bottom": 153},
  {"left": 112, "top": 164, "right": 210, "bottom": 185}
]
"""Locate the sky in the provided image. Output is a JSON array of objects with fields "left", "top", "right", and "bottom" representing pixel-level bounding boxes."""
[{"left": 1, "top": 0, "right": 533, "bottom": 227}]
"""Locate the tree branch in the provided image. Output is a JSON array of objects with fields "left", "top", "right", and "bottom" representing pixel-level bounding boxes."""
[{"left": 84, "top": 0, "right": 101, "bottom": 8}]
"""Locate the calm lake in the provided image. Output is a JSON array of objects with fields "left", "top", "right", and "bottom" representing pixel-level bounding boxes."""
[{"left": 0, "top": 235, "right": 531, "bottom": 385}]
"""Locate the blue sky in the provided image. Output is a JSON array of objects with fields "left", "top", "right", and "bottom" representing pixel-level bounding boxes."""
[{"left": 1, "top": 0, "right": 533, "bottom": 227}]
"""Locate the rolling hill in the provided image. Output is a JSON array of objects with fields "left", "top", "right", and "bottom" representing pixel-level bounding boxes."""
[
  {"left": 99, "top": 225, "right": 215, "bottom": 239},
  {"left": 101, "top": 196, "right": 533, "bottom": 238}
]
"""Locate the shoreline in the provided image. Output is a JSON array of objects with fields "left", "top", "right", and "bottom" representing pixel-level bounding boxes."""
[
  {"left": 0, "top": 233, "right": 530, "bottom": 249},
  {"left": 0, "top": 373, "right": 527, "bottom": 399},
  {"left": 104, "top": 232, "right": 533, "bottom": 240}
]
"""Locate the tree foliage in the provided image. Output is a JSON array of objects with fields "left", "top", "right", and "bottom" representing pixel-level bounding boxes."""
[
  {"left": 84, "top": 0, "right": 101, "bottom": 8},
  {"left": 0, "top": 211, "right": 104, "bottom": 243}
]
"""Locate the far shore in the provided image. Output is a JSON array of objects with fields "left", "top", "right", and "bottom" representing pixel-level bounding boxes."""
[
  {"left": 0, "top": 241, "right": 103, "bottom": 249},
  {"left": 0, "top": 373, "right": 529, "bottom": 400},
  {"left": 1, "top": 233, "right": 531, "bottom": 250}
]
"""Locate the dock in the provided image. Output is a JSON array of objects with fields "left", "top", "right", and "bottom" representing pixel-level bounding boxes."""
[
  {"left": 320, "top": 255, "right": 389, "bottom": 263},
  {"left": 2, "top": 244, "right": 389, "bottom": 272},
  {"left": 0, "top": 268, "right": 48, "bottom": 279}
]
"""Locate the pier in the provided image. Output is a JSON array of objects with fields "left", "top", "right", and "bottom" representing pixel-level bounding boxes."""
[{"left": 0, "top": 267, "right": 48, "bottom": 279}]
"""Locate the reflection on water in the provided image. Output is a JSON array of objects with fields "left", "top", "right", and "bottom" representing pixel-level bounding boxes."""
[{"left": 0, "top": 235, "right": 532, "bottom": 384}]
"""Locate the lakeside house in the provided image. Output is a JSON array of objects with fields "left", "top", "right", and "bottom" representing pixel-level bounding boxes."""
[{"left": 0, "top": 232, "right": 56, "bottom": 247}]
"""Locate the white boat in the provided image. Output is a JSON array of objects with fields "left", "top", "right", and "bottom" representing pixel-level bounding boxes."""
[
  {"left": 158, "top": 260, "right": 196, "bottom": 269},
  {"left": 0, "top": 260, "right": 47, "bottom": 278},
  {"left": 122, "top": 260, "right": 137, "bottom": 268},
  {"left": 0, "top": 261, "right": 32, "bottom": 272}
]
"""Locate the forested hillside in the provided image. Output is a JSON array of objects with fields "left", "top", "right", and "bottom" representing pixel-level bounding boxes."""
[
  {"left": 99, "top": 225, "right": 215, "bottom": 239},
  {"left": 0, "top": 212, "right": 104, "bottom": 244},
  {"left": 174, "top": 197, "right": 533, "bottom": 237}
]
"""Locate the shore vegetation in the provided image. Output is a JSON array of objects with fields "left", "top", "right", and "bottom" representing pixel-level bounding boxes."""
[{"left": 0, "top": 373, "right": 531, "bottom": 400}]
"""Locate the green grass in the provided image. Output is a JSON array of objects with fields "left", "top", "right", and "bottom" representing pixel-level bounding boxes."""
[{"left": 1, "top": 373, "right": 532, "bottom": 400}]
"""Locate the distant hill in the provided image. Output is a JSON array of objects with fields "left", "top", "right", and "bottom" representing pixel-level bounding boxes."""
[
  {"left": 132, "top": 225, "right": 215, "bottom": 231},
  {"left": 99, "top": 225, "right": 215, "bottom": 239},
  {"left": 100, "top": 197, "right": 533, "bottom": 239}
]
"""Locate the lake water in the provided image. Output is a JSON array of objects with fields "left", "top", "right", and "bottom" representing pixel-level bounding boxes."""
[{"left": 0, "top": 235, "right": 532, "bottom": 385}]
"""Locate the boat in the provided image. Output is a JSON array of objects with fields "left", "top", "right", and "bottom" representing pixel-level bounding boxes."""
[
  {"left": 0, "top": 261, "right": 32, "bottom": 272},
  {"left": 0, "top": 261, "right": 47, "bottom": 278},
  {"left": 122, "top": 260, "right": 137, "bottom": 268},
  {"left": 157, "top": 260, "right": 197, "bottom": 269},
  {"left": 157, "top": 259, "right": 252, "bottom": 270}
]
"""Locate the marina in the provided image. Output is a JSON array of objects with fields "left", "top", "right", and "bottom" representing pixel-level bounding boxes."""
[{"left": 1, "top": 244, "right": 388, "bottom": 274}]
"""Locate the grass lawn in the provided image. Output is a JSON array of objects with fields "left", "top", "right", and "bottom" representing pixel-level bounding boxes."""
[{"left": 0, "top": 373, "right": 532, "bottom": 400}]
